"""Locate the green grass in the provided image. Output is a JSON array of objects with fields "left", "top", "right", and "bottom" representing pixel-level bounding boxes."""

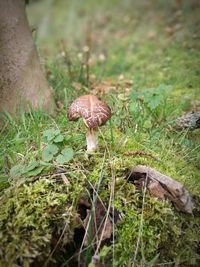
[{"left": 1, "top": 0, "right": 200, "bottom": 266}]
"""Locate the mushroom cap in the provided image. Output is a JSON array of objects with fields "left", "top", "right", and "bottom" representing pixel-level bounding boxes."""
[{"left": 68, "top": 94, "right": 111, "bottom": 128}]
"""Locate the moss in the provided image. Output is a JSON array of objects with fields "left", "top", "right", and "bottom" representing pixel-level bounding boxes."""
[
  {"left": 78, "top": 134, "right": 200, "bottom": 266},
  {"left": 0, "top": 132, "right": 200, "bottom": 266},
  {"left": 0, "top": 177, "right": 78, "bottom": 266},
  {"left": 112, "top": 196, "right": 200, "bottom": 266}
]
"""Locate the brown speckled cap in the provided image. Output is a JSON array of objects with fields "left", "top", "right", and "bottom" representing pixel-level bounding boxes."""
[{"left": 68, "top": 94, "right": 111, "bottom": 128}]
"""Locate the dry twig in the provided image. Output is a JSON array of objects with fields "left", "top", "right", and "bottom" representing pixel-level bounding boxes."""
[{"left": 124, "top": 150, "right": 161, "bottom": 161}]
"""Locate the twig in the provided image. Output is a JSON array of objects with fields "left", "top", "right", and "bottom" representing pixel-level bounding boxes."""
[
  {"left": 61, "top": 173, "right": 70, "bottom": 186},
  {"left": 124, "top": 150, "right": 161, "bottom": 161},
  {"left": 94, "top": 156, "right": 116, "bottom": 256},
  {"left": 132, "top": 171, "right": 148, "bottom": 266},
  {"left": 31, "top": 169, "right": 66, "bottom": 182}
]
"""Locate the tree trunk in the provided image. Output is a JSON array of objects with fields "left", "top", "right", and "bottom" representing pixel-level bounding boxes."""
[{"left": 0, "top": 0, "right": 55, "bottom": 117}]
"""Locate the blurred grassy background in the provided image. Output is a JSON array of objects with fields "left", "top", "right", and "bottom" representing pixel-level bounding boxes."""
[{"left": 27, "top": 0, "right": 200, "bottom": 94}]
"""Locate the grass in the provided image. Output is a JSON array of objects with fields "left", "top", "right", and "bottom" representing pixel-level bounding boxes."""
[{"left": 1, "top": 0, "right": 200, "bottom": 266}]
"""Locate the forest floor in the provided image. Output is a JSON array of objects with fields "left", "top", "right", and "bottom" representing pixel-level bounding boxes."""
[{"left": 0, "top": 0, "right": 200, "bottom": 266}]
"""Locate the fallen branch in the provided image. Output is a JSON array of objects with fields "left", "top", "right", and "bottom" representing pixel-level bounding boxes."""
[{"left": 129, "top": 165, "right": 195, "bottom": 214}]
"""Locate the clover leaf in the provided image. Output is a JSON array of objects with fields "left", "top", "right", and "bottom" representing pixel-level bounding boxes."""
[
  {"left": 42, "top": 144, "right": 59, "bottom": 162},
  {"left": 42, "top": 129, "right": 60, "bottom": 143},
  {"left": 54, "top": 134, "right": 64, "bottom": 143},
  {"left": 56, "top": 147, "right": 74, "bottom": 164}
]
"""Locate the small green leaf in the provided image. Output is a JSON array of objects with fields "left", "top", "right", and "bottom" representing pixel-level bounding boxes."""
[
  {"left": 54, "top": 134, "right": 64, "bottom": 143},
  {"left": 39, "top": 161, "right": 53, "bottom": 166},
  {"left": 65, "top": 135, "right": 72, "bottom": 142},
  {"left": 62, "top": 147, "right": 74, "bottom": 159},
  {"left": 26, "top": 166, "right": 44, "bottom": 177},
  {"left": 146, "top": 94, "right": 162, "bottom": 110},
  {"left": 143, "top": 119, "right": 152, "bottom": 129},
  {"left": 56, "top": 147, "right": 74, "bottom": 164},
  {"left": 42, "top": 129, "right": 60, "bottom": 143},
  {"left": 24, "top": 161, "right": 39, "bottom": 173},
  {"left": 129, "top": 102, "right": 138, "bottom": 113},
  {"left": 0, "top": 175, "right": 9, "bottom": 183},
  {"left": 56, "top": 154, "right": 66, "bottom": 164},
  {"left": 10, "top": 164, "right": 25, "bottom": 178},
  {"left": 42, "top": 144, "right": 59, "bottom": 162},
  {"left": 0, "top": 175, "right": 10, "bottom": 189}
]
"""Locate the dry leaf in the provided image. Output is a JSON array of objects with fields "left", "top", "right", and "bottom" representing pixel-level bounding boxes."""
[
  {"left": 148, "top": 31, "right": 157, "bottom": 40},
  {"left": 56, "top": 101, "right": 64, "bottom": 110},
  {"left": 124, "top": 80, "right": 133, "bottom": 86},
  {"left": 78, "top": 197, "right": 91, "bottom": 208},
  {"left": 61, "top": 173, "right": 70, "bottom": 186},
  {"left": 72, "top": 82, "right": 82, "bottom": 91},
  {"left": 118, "top": 74, "right": 125, "bottom": 81},
  {"left": 83, "top": 200, "right": 116, "bottom": 246},
  {"left": 91, "top": 79, "right": 117, "bottom": 95},
  {"left": 165, "top": 26, "right": 175, "bottom": 37}
]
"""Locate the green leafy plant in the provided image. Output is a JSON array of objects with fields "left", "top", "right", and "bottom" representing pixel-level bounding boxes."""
[
  {"left": 41, "top": 128, "right": 74, "bottom": 164},
  {"left": 42, "top": 128, "right": 64, "bottom": 143},
  {"left": 56, "top": 147, "right": 74, "bottom": 164},
  {"left": 10, "top": 161, "right": 46, "bottom": 179},
  {"left": 9, "top": 128, "right": 75, "bottom": 181},
  {"left": 0, "top": 175, "right": 9, "bottom": 190},
  {"left": 129, "top": 84, "right": 174, "bottom": 129},
  {"left": 42, "top": 144, "right": 59, "bottom": 162}
]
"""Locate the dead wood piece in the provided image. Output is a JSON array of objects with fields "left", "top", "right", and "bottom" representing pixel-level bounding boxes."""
[
  {"left": 129, "top": 165, "right": 195, "bottom": 214},
  {"left": 175, "top": 111, "right": 200, "bottom": 130},
  {"left": 148, "top": 180, "right": 167, "bottom": 200}
]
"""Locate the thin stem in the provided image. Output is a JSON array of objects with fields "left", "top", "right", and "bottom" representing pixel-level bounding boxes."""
[{"left": 132, "top": 171, "right": 148, "bottom": 266}]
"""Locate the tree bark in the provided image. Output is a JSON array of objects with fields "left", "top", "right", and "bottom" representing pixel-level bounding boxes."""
[{"left": 0, "top": 0, "right": 55, "bottom": 117}]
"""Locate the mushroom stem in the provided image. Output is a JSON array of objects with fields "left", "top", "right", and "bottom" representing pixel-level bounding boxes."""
[{"left": 86, "top": 128, "right": 98, "bottom": 153}]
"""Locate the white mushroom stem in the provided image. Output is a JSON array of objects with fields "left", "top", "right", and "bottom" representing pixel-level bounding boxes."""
[{"left": 86, "top": 128, "right": 98, "bottom": 153}]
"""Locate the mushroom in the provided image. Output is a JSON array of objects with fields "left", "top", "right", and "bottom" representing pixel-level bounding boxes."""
[{"left": 68, "top": 94, "right": 112, "bottom": 153}]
